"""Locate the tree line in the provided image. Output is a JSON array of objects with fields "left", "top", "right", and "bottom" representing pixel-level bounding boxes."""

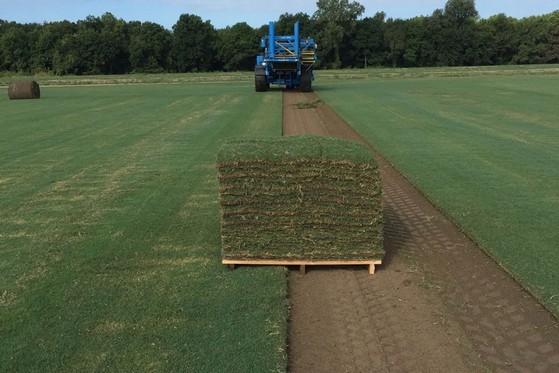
[{"left": 1, "top": 0, "right": 558, "bottom": 75}]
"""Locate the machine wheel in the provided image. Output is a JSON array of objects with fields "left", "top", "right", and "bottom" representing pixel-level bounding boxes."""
[
  {"left": 255, "top": 75, "right": 269, "bottom": 92},
  {"left": 300, "top": 68, "right": 312, "bottom": 92}
]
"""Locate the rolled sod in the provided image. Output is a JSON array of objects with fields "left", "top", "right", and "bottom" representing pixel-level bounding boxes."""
[
  {"left": 217, "top": 135, "right": 384, "bottom": 262},
  {"left": 8, "top": 81, "right": 41, "bottom": 100}
]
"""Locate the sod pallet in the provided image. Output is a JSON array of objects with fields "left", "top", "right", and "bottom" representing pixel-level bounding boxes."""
[
  {"left": 8, "top": 81, "right": 41, "bottom": 100},
  {"left": 217, "top": 135, "right": 384, "bottom": 273}
]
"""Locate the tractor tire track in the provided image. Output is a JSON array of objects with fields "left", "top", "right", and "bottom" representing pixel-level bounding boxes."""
[{"left": 284, "top": 91, "right": 559, "bottom": 372}]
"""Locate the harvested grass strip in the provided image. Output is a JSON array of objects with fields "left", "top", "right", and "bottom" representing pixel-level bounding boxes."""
[{"left": 217, "top": 135, "right": 384, "bottom": 262}]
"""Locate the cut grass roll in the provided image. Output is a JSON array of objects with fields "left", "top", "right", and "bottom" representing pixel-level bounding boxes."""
[
  {"left": 217, "top": 135, "right": 384, "bottom": 262},
  {"left": 8, "top": 80, "right": 41, "bottom": 99}
]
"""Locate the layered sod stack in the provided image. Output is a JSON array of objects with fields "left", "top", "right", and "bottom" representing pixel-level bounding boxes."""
[{"left": 217, "top": 135, "right": 384, "bottom": 262}]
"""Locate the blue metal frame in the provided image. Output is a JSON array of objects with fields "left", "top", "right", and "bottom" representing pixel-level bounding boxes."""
[{"left": 256, "top": 21, "right": 316, "bottom": 89}]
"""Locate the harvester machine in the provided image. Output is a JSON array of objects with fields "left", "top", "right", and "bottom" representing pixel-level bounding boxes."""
[{"left": 255, "top": 21, "right": 317, "bottom": 92}]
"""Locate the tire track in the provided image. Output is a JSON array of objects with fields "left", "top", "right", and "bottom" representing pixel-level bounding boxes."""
[{"left": 285, "top": 91, "right": 559, "bottom": 372}]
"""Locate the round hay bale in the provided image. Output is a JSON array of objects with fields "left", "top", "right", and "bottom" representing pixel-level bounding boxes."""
[{"left": 8, "top": 81, "right": 41, "bottom": 100}]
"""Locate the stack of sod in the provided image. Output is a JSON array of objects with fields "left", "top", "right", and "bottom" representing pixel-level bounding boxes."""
[
  {"left": 8, "top": 81, "right": 41, "bottom": 100},
  {"left": 216, "top": 135, "right": 383, "bottom": 262}
]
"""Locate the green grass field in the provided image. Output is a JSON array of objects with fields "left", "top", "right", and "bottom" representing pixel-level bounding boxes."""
[
  {"left": 316, "top": 67, "right": 559, "bottom": 314},
  {"left": 0, "top": 82, "right": 287, "bottom": 371},
  {"left": 2, "top": 65, "right": 559, "bottom": 371}
]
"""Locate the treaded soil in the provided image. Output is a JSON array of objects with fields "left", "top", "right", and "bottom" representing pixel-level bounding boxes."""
[{"left": 283, "top": 91, "right": 559, "bottom": 373}]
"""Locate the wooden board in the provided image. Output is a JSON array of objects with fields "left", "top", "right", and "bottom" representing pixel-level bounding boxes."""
[{"left": 222, "top": 259, "right": 382, "bottom": 275}]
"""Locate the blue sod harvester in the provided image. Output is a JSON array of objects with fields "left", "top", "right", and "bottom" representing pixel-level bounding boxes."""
[{"left": 254, "top": 21, "right": 317, "bottom": 92}]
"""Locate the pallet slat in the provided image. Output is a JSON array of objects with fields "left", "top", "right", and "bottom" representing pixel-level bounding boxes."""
[{"left": 222, "top": 259, "right": 382, "bottom": 274}]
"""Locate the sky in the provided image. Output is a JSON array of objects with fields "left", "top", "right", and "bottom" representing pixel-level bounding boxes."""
[{"left": 1, "top": 0, "right": 558, "bottom": 30}]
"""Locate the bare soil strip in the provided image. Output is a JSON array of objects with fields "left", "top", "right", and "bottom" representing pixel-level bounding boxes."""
[{"left": 284, "top": 91, "right": 559, "bottom": 372}]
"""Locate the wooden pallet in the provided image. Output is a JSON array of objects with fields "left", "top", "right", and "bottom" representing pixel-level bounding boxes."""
[{"left": 222, "top": 259, "right": 382, "bottom": 275}]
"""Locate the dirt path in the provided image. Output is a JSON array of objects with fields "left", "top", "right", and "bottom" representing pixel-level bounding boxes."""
[{"left": 283, "top": 91, "right": 559, "bottom": 372}]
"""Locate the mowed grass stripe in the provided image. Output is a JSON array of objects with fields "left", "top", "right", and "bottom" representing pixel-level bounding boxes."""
[
  {"left": 316, "top": 72, "right": 559, "bottom": 313},
  {"left": 0, "top": 83, "right": 287, "bottom": 372}
]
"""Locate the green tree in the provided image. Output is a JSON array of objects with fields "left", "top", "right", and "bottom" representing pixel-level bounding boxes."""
[
  {"left": 54, "top": 16, "right": 104, "bottom": 74},
  {"left": 215, "top": 22, "right": 259, "bottom": 71},
  {"left": 275, "top": 12, "right": 314, "bottom": 36},
  {"left": 171, "top": 14, "right": 216, "bottom": 72},
  {"left": 353, "top": 12, "right": 385, "bottom": 67},
  {"left": 61, "top": 25, "right": 98, "bottom": 74},
  {"left": 422, "top": 9, "right": 447, "bottom": 66},
  {"left": 401, "top": 16, "right": 426, "bottom": 67},
  {"left": 444, "top": 0, "right": 478, "bottom": 27},
  {"left": 478, "top": 14, "right": 518, "bottom": 65},
  {"left": 129, "top": 21, "right": 172, "bottom": 72},
  {"left": 97, "top": 13, "right": 130, "bottom": 74},
  {"left": 0, "top": 20, "right": 6, "bottom": 70},
  {"left": 31, "top": 21, "right": 77, "bottom": 73},
  {"left": 54, "top": 14, "right": 129, "bottom": 75},
  {"left": 384, "top": 18, "right": 407, "bottom": 67},
  {"left": 313, "top": 0, "right": 364, "bottom": 68},
  {"left": 543, "top": 11, "right": 559, "bottom": 63},
  {"left": 0, "top": 23, "right": 35, "bottom": 72},
  {"left": 440, "top": 0, "right": 479, "bottom": 65},
  {"left": 513, "top": 15, "right": 548, "bottom": 64}
]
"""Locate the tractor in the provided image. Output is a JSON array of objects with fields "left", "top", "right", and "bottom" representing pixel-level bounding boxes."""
[{"left": 254, "top": 21, "right": 317, "bottom": 92}]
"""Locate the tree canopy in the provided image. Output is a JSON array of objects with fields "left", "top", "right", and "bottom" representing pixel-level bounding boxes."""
[
  {"left": 1, "top": 0, "right": 559, "bottom": 75},
  {"left": 171, "top": 14, "right": 216, "bottom": 72},
  {"left": 313, "top": 0, "right": 365, "bottom": 68}
]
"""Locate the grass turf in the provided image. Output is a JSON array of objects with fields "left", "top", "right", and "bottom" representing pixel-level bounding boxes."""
[
  {"left": 0, "top": 82, "right": 287, "bottom": 372},
  {"left": 315, "top": 65, "right": 559, "bottom": 314},
  {"left": 217, "top": 135, "right": 383, "bottom": 261}
]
